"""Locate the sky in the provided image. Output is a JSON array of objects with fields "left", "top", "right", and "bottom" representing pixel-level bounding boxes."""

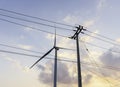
[{"left": 0, "top": 0, "right": 120, "bottom": 87}]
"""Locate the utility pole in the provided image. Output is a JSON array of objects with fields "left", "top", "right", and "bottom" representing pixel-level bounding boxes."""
[{"left": 70, "top": 25, "right": 84, "bottom": 87}]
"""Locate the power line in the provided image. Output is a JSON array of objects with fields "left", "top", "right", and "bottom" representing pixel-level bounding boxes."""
[
  {"left": 80, "top": 40, "right": 108, "bottom": 50},
  {"left": 0, "top": 49, "right": 120, "bottom": 71},
  {"left": 0, "top": 13, "right": 72, "bottom": 31},
  {"left": 81, "top": 41, "right": 120, "bottom": 71},
  {"left": 82, "top": 32, "right": 120, "bottom": 47},
  {"left": 83, "top": 42, "right": 113, "bottom": 87},
  {"left": 0, "top": 49, "right": 77, "bottom": 63},
  {"left": 0, "top": 18, "right": 69, "bottom": 38},
  {"left": 0, "top": 8, "right": 74, "bottom": 27},
  {"left": 0, "top": 43, "right": 76, "bottom": 59},
  {"left": 80, "top": 40, "right": 120, "bottom": 54},
  {"left": 85, "top": 29, "right": 116, "bottom": 42},
  {"left": 58, "top": 47, "right": 76, "bottom": 51},
  {"left": 0, "top": 43, "right": 45, "bottom": 54},
  {"left": 84, "top": 67, "right": 113, "bottom": 87}
]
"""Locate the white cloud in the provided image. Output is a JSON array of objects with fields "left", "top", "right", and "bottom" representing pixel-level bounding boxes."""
[
  {"left": 83, "top": 20, "right": 95, "bottom": 27},
  {"left": 5, "top": 57, "right": 22, "bottom": 69},
  {"left": 4, "top": 56, "right": 30, "bottom": 73},
  {"left": 24, "top": 26, "right": 33, "bottom": 32},
  {"left": 97, "top": 0, "right": 106, "bottom": 10},
  {"left": 80, "top": 30, "right": 99, "bottom": 43},
  {"left": 37, "top": 61, "right": 77, "bottom": 85},
  {"left": 116, "top": 38, "right": 120, "bottom": 43},
  {"left": 99, "top": 46, "right": 120, "bottom": 79},
  {"left": 18, "top": 44, "right": 33, "bottom": 50},
  {"left": 63, "top": 15, "right": 79, "bottom": 25},
  {"left": 57, "top": 38, "right": 75, "bottom": 48},
  {"left": 46, "top": 33, "right": 54, "bottom": 40}
]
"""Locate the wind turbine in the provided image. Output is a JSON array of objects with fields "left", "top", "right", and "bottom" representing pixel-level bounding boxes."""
[{"left": 30, "top": 29, "right": 59, "bottom": 87}]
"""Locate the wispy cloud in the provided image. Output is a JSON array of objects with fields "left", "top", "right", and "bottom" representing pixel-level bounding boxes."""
[
  {"left": 63, "top": 15, "right": 79, "bottom": 25},
  {"left": 80, "top": 30, "right": 99, "bottom": 43},
  {"left": 46, "top": 33, "right": 54, "bottom": 40},
  {"left": 99, "top": 47, "right": 120, "bottom": 78},
  {"left": 24, "top": 26, "right": 34, "bottom": 32},
  {"left": 97, "top": 0, "right": 106, "bottom": 10},
  {"left": 37, "top": 61, "right": 77, "bottom": 85},
  {"left": 4, "top": 56, "right": 30, "bottom": 72},
  {"left": 83, "top": 19, "right": 95, "bottom": 27},
  {"left": 18, "top": 44, "right": 33, "bottom": 50}
]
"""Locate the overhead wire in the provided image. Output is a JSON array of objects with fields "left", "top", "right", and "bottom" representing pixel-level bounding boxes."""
[
  {"left": 0, "top": 17, "right": 119, "bottom": 70},
  {"left": 85, "top": 29, "right": 117, "bottom": 42},
  {"left": 0, "top": 48, "right": 120, "bottom": 71},
  {"left": 84, "top": 66, "right": 115, "bottom": 87},
  {"left": 80, "top": 40, "right": 120, "bottom": 54},
  {"left": 58, "top": 46, "right": 76, "bottom": 51},
  {"left": 0, "top": 43, "right": 76, "bottom": 58},
  {"left": 82, "top": 42, "right": 113, "bottom": 87},
  {"left": 80, "top": 40, "right": 120, "bottom": 71},
  {"left": 0, "top": 8, "right": 74, "bottom": 27},
  {"left": 82, "top": 32, "right": 120, "bottom": 47},
  {"left": 1, "top": 8, "right": 120, "bottom": 86},
  {"left": 0, "top": 18, "right": 69, "bottom": 38},
  {"left": 0, "top": 43, "right": 46, "bottom": 54},
  {"left": 80, "top": 40, "right": 108, "bottom": 50},
  {"left": 84, "top": 42, "right": 120, "bottom": 87},
  {"left": 0, "top": 13, "right": 73, "bottom": 31},
  {"left": 0, "top": 9, "right": 119, "bottom": 83},
  {"left": 0, "top": 49, "right": 77, "bottom": 63}
]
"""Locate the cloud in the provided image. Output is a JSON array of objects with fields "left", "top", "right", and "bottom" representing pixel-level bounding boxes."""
[
  {"left": 80, "top": 30, "right": 99, "bottom": 43},
  {"left": 37, "top": 65, "right": 45, "bottom": 71},
  {"left": 58, "top": 38, "right": 75, "bottom": 49},
  {"left": 46, "top": 33, "right": 54, "bottom": 40},
  {"left": 115, "top": 38, "right": 120, "bottom": 43},
  {"left": 97, "top": 0, "right": 106, "bottom": 10},
  {"left": 37, "top": 61, "right": 77, "bottom": 85},
  {"left": 99, "top": 46, "right": 120, "bottom": 78},
  {"left": 5, "top": 57, "right": 23, "bottom": 69},
  {"left": 83, "top": 74, "right": 93, "bottom": 84},
  {"left": 3, "top": 56, "right": 30, "bottom": 73},
  {"left": 83, "top": 20, "right": 95, "bottom": 27},
  {"left": 24, "top": 26, "right": 34, "bottom": 32},
  {"left": 18, "top": 44, "right": 33, "bottom": 50},
  {"left": 63, "top": 15, "right": 79, "bottom": 25}
]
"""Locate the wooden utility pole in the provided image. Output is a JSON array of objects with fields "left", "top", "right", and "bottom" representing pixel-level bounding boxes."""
[{"left": 70, "top": 25, "right": 84, "bottom": 87}]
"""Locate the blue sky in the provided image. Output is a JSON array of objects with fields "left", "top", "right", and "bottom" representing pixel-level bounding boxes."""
[{"left": 0, "top": 0, "right": 120, "bottom": 87}]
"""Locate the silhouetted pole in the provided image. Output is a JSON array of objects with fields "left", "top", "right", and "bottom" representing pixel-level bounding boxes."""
[
  {"left": 54, "top": 47, "right": 59, "bottom": 87},
  {"left": 70, "top": 25, "right": 83, "bottom": 87}
]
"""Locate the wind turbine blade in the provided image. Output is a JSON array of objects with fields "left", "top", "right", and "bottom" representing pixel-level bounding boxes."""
[
  {"left": 54, "top": 29, "right": 56, "bottom": 47},
  {"left": 30, "top": 47, "right": 54, "bottom": 69}
]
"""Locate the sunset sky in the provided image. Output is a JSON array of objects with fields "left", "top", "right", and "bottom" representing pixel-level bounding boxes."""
[{"left": 0, "top": 0, "right": 120, "bottom": 87}]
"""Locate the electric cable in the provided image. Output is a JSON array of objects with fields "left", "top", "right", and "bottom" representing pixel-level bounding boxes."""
[
  {"left": 80, "top": 40, "right": 120, "bottom": 54},
  {"left": 82, "top": 32, "right": 120, "bottom": 47},
  {"left": 0, "top": 13, "right": 72, "bottom": 31},
  {"left": 0, "top": 18, "right": 69, "bottom": 38},
  {"left": 85, "top": 29, "right": 117, "bottom": 42},
  {"left": 0, "top": 8, "right": 74, "bottom": 27},
  {"left": 0, "top": 49, "right": 120, "bottom": 71}
]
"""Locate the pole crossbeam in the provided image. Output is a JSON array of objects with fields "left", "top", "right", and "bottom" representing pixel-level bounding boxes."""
[
  {"left": 70, "top": 25, "right": 84, "bottom": 87},
  {"left": 71, "top": 25, "right": 83, "bottom": 39}
]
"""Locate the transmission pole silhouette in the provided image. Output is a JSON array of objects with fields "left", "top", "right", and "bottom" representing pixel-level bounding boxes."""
[{"left": 70, "top": 25, "right": 84, "bottom": 87}]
